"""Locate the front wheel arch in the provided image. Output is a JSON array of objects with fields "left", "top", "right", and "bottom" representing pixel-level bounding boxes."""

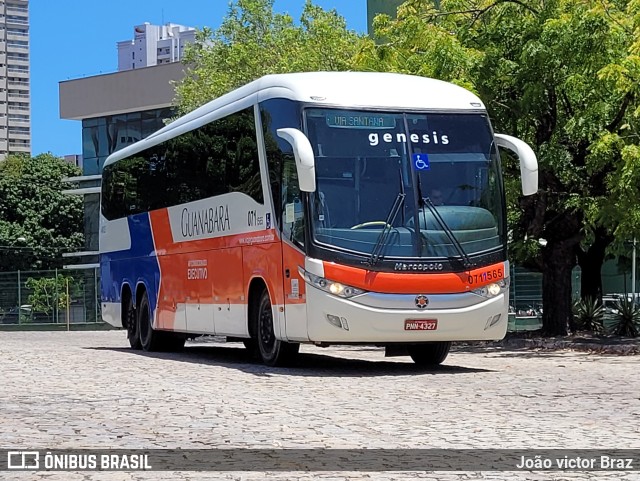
[{"left": 252, "top": 286, "right": 299, "bottom": 366}]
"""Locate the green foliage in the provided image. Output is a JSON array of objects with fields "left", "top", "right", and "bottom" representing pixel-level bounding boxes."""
[
  {"left": 25, "top": 274, "right": 76, "bottom": 315},
  {"left": 358, "top": 0, "right": 640, "bottom": 334},
  {"left": 176, "top": 0, "right": 367, "bottom": 113},
  {"left": 572, "top": 297, "right": 605, "bottom": 334},
  {"left": 0, "top": 153, "right": 84, "bottom": 271},
  {"left": 359, "top": 0, "right": 640, "bottom": 246},
  {"left": 609, "top": 297, "right": 640, "bottom": 337}
]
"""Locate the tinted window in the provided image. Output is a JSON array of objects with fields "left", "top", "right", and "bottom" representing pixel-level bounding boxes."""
[
  {"left": 102, "top": 107, "right": 263, "bottom": 220},
  {"left": 259, "top": 99, "right": 301, "bottom": 231}
]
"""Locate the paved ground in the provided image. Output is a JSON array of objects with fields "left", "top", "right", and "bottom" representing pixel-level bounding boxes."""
[{"left": 1, "top": 331, "right": 639, "bottom": 480}]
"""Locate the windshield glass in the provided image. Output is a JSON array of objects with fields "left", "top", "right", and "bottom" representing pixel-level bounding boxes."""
[{"left": 305, "top": 108, "right": 505, "bottom": 261}]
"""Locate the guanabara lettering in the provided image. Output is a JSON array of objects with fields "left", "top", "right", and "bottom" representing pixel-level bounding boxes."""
[{"left": 181, "top": 205, "right": 230, "bottom": 238}]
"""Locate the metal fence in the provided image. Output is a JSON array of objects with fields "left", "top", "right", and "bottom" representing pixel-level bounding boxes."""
[
  {"left": 0, "top": 268, "right": 101, "bottom": 326},
  {"left": 0, "top": 265, "right": 550, "bottom": 330}
]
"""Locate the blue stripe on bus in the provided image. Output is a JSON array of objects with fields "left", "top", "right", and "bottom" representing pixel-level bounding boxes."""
[{"left": 100, "top": 213, "right": 161, "bottom": 316}]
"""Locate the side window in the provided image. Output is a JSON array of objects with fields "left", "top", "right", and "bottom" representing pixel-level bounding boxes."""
[
  {"left": 260, "top": 99, "right": 302, "bottom": 241},
  {"left": 101, "top": 107, "right": 263, "bottom": 220}
]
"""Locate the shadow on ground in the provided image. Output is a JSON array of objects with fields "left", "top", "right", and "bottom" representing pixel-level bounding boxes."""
[{"left": 87, "top": 342, "right": 494, "bottom": 378}]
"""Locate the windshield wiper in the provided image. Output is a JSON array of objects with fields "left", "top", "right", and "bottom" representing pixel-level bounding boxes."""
[
  {"left": 422, "top": 197, "right": 474, "bottom": 269},
  {"left": 364, "top": 192, "right": 405, "bottom": 267}
]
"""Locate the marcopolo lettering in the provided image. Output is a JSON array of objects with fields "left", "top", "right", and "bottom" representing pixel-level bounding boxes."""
[
  {"left": 181, "top": 205, "right": 231, "bottom": 238},
  {"left": 394, "top": 262, "right": 444, "bottom": 272}
]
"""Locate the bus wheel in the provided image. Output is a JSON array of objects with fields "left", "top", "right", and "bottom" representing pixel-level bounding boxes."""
[
  {"left": 138, "top": 291, "right": 161, "bottom": 352},
  {"left": 125, "top": 295, "right": 141, "bottom": 350},
  {"left": 408, "top": 342, "right": 451, "bottom": 366},
  {"left": 256, "top": 289, "right": 299, "bottom": 366}
]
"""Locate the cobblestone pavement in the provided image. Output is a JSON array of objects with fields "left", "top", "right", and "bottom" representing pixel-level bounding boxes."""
[{"left": 1, "top": 331, "right": 639, "bottom": 481}]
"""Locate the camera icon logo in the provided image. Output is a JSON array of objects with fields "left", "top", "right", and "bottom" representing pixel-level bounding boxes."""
[{"left": 7, "top": 451, "right": 39, "bottom": 470}]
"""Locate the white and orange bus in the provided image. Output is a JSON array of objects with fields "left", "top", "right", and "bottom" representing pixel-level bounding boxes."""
[{"left": 100, "top": 72, "right": 538, "bottom": 366}]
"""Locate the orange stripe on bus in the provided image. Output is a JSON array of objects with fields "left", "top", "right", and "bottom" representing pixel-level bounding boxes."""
[{"left": 322, "top": 261, "right": 505, "bottom": 294}]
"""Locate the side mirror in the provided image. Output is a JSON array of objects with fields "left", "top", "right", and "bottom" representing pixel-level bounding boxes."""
[
  {"left": 495, "top": 133, "right": 538, "bottom": 196},
  {"left": 276, "top": 128, "right": 316, "bottom": 192}
]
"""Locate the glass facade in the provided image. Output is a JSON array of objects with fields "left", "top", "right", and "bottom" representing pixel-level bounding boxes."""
[{"left": 81, "top": 108, "right": 173, "bottom": 176}]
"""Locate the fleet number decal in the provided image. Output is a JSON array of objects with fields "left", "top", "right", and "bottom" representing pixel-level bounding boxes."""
[{"left": 468, "top": 267, "right": 504, "bottom": 285}]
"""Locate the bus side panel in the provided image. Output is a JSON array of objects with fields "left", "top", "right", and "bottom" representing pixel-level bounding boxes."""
[
  {"left": 100, "top": 213, "right": 161, "bottom": 328},
  {"left": 150, "top": 209, "right": 186, "bottom": 332},
  {"left": 211, "top": 247, "right": 246, "bottom": 337},
  {"left": 178, "top": 251, "right": 214, "bottom": 334},
  {"left": 154, "top": 250, "right": 188, "bottom": 331}
]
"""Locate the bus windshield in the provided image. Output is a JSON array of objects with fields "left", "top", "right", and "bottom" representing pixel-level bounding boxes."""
[{"left": 304, "top": 108, "right": 505, "bottom": 262}]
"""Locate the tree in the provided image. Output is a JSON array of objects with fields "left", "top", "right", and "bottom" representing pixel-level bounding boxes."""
[
  {"left": 358, "top": 0, "right": 640, "bottom": 335},
  {"left": 175, "top": 0, "right": 366, "bottom": 112},
  {"left": 26, "top": 274, "right": 77, "bottom": 316},
  {"left": 0, "top": 153, "right": 84, "bottom": 271}
]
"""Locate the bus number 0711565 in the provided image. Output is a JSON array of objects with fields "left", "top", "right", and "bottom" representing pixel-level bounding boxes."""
[{"left": 468, "top": 268, "right": 503, "bottom": 285}]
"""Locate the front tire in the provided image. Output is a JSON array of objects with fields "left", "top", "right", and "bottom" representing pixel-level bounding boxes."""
[
  {"left": 256, "top": 289, "right": 299, "bottom": 366},
  {"left": 408, "top": 342, "right": 451, "bottom": 366}
]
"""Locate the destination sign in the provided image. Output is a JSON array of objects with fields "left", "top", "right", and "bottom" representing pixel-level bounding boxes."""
[{"left": 326, "top": 113, "right": 396, "bottom": 129}]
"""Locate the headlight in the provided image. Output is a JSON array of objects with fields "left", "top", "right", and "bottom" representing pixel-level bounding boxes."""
[
  {"left": 472, "top": 277, "right": 509, "bottom": 298},
  {"left": 299, "top": 268, "right": 366, "bottom": 299}
]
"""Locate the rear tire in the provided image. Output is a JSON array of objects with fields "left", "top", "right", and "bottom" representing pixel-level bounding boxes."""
[
  {"left": 256, "top": 289, "right": 299, "bottom": 366},
  {"left": 408, "top": 342, "right": 451, "bottom": 366},
  {"left": 138, "top": 291, "right": 162, "bottom": 352},
  {"left": 125, "top": 295, "right": 141, "bottom": 350}
]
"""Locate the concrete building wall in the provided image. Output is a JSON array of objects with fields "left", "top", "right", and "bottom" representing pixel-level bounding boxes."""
[
  {"left": 59, "top": 61, "right": 186, "bottom": 120},
  {"left": 0, "top": 0, "right": 30, "bottom": 160}
]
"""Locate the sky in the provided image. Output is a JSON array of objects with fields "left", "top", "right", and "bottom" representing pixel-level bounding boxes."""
[{"left": 30, "top": 0, "right": 367, "bottom": 158}]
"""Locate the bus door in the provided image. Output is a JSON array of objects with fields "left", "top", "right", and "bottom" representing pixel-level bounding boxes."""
[{"left": 280, "top": 155, "right": 309, "bottom": 342}]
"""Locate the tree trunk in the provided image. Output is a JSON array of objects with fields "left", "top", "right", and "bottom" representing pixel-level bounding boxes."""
[
  {"left": 541, "top": 240, "right": 578, "bottom": 336},
  {"left": 576, "top": 227, "right": 613, "bottom": 302}
]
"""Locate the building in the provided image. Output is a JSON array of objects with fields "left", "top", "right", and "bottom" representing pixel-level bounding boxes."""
[
  {"left": 60, "top": 61, "right": 185, "bottom": 262},
  {"left": 366, "top": 0, "right": 403, "bottom": 35},
  {"left": 63, "top": 154, "right": 82, "bottom": 169},
  {"left": 117, "top": 22, "right": 196, "bottom": 71},
  {"left": 60, "top": 28, "right": 188, "bottom": 266},
  {"left": 0, "top": 0, "right": 30, "bottom": 160}
]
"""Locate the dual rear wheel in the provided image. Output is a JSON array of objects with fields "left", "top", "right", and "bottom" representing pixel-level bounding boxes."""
[{"left": 126, "top": 291, "right": 185, "bottom": 352}]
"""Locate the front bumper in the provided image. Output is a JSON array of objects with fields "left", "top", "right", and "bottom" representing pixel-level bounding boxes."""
[{"left": 305, "top": 286, "right": 508, "bottom": 343}]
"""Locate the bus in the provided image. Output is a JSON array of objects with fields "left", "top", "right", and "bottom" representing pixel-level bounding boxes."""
[{"left": 100, "top": 72, "right": 538, "bottom": 366}]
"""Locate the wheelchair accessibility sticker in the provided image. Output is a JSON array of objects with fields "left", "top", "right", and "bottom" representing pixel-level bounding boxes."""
[{"left": 412, "top": 153, "right": 430, "bottom": 171}]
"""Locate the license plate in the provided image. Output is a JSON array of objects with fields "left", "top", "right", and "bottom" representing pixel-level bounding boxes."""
[{"left": 404, "top": 319, "right": 437, "bottom": 331}]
